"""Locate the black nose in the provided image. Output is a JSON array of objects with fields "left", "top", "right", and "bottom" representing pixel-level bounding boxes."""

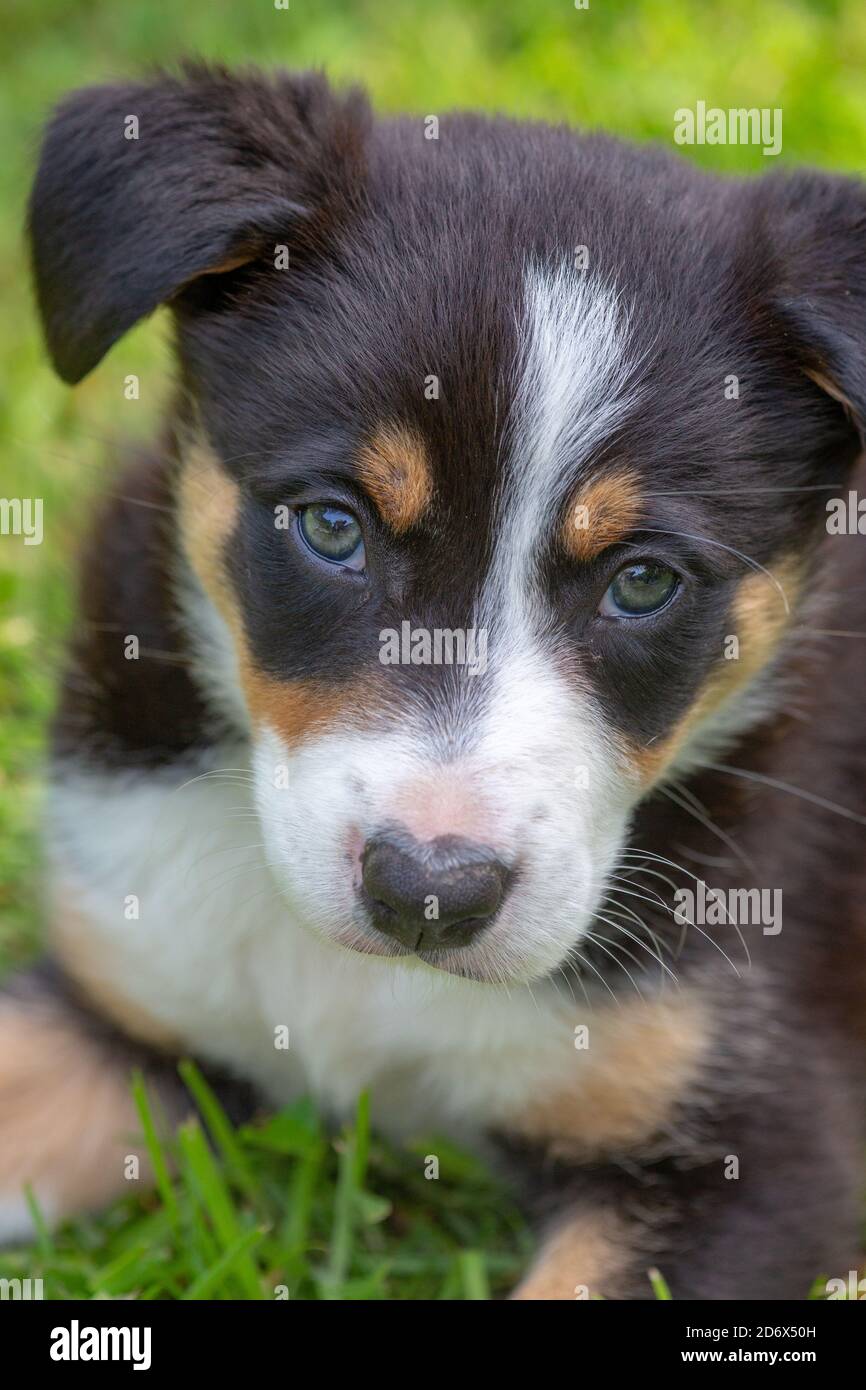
[{"left": 360, "top": 830, "right": 511, "bottom": 951}]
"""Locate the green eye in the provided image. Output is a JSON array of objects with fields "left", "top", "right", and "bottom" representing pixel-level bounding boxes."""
[
  {"left": 601, "top": 562, "right": 679, "bottom": 617},
  {"left": 298, "top": 504, "right": 365, "bottom": 568}
]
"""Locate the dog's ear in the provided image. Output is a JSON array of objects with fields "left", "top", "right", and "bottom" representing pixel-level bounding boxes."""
[
  {"left": 28, "top": 65, "right": 369, "bottom": 383},
  {"left": 756, "top": 171, "right": 866, "bottom": 448}
]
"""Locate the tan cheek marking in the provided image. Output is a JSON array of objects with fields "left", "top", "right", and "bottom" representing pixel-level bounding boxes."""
[
  {"left": 562, "top": 469, "right": 642, "bottom": 562},
  {"left": 506, "top": 993, "right": 708, "bottom": 1163},
  {"left": 0, "top": 999, "right": 152, "bottom": 1221},
  {"left": 177, "top": 439, "right": 243, "bottom": 634},
  {"left": 511, "top": 1212, "right": 631, "bottom": 1300},
  {"left": 632, "top": 558, "right": 801, "bottom": 788},
  {"left": 356, "top": 423, "right": 433, "bottom": 533},
  {"left": 178, "top": 441, "right": 370, "bottom": 747},
  {"left": 242, "top": 667, "right": 373, "bottom": 748}
]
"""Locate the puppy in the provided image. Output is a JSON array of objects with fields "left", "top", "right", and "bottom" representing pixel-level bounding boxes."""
[{"left": 3, "top": 64, "right": 866, "bottom": 1299}]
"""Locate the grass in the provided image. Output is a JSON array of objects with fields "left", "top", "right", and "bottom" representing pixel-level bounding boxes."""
[
  {"left": 2, "top": 0, "right": 865, "bottom": 1298},
  {"left": 0, "top": 1064, "right": 530, "bottom": 1300}
]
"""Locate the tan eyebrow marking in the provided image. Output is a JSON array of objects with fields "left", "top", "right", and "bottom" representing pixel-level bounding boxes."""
[
  {"left": 177, "top": 439, "right": 242, "bottom": 625},
  {"left": 561, "top": 469, "right": 642, "bottom": 561},
  {"left": 356, "top": 423, "right": 434, "bottom": 533},
  {"left": 241, "top": 667, "right": 374, "bottom": 747}
]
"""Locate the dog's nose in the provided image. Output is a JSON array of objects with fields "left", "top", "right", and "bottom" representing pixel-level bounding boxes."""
[{"left": 360, "top": 830, "right": 510, "bottom": 951}]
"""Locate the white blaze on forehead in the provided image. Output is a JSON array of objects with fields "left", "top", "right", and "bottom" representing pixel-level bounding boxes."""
[{"left": 483, "top": 261, "right": 639, "bottom": 630}]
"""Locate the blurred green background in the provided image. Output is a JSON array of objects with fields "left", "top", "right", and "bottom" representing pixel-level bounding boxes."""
[{"left": 1, "top": 0, "right": 865, "bottom": 965}]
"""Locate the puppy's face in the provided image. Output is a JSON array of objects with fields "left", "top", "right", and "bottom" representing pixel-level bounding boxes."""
[{"left": 31, "top": 70, "right": 866, "bottom": 984}]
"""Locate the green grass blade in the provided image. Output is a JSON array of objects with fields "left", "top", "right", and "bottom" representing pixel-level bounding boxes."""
[
  {"left": 352, "top": 1090, "right": 371, "bottom": 1185},
  {"left": 178, "top": 1058, "right": 256, "bottom": 1197},
  {"left": 182, "top": 1226, "right": 266, "bottom": 1300},
  {"left": 176, "top": 1118, "right": 263, "bottom": 1299},
  {"left": 320, "top": 1094, "right": 372, "bottom": 1298},
  {"left": 131, "top": 1069, "right": 180, "bottom": 1230},
  {"left": 280, "top": 1137, "right": 325, "bottom": 1276},
  {"left": 23, "top": 1183, "right": 53, "bottom": 1260},
  {"left": 457, "top": 1249, "right": 490, "bottom": 1301},
  {"left": 176, "top": 1128, "right": 221, "bottom": 1277}
]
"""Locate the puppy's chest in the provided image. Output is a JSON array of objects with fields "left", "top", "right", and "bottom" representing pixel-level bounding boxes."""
[
  {"left": 190, "top": 937, "right": 706, "bottom": 1165},
  {"left": 243, "top": 935, "right": 579, "bottom": 1141}
]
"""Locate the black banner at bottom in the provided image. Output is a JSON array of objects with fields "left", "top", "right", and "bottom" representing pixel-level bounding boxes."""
[{"left": 1, "top": 1297, "right": 861, "bottom": 1373}]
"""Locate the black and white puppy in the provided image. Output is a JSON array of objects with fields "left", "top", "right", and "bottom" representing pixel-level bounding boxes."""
[{"left": 3, "top": 65, "right": 866, "bottom": 1299}]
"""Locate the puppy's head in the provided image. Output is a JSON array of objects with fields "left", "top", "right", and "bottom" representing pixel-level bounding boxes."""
[{"left": 30, "top": 67, "right": 866, "bottom": 984}]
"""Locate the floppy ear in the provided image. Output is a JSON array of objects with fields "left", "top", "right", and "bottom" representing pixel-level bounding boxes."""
[
  {"left": 28, "top": 65, "right": 369, "bottom": 383},
  {"left": 758, "top": 171, "right": 866, "bottom": 448}
]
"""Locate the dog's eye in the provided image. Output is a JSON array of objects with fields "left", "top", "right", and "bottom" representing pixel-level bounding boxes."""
[
  {"left": 600, "top": 562, "right": 679, "bottom": 617},
  {"left": 298, "top": 504, "right": 365, "bottom": 569}
]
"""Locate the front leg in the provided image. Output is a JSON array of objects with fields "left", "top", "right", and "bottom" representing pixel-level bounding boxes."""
[
  {"left": 505, "top": 1036, "right": 864, "bottom": 1300},
  {"left": 0, "top": 963, "right": 255, "bottom": 1243}
]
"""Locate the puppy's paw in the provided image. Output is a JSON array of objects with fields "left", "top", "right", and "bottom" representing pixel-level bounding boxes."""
[
  {"left": 0, "top": 975, "right": 151, "bottom": 1242},
  {"left": 510, "top": 1211, "right": 632, "bottom": 1300}
]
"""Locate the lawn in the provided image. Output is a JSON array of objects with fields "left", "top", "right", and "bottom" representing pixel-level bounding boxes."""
[{"left": 1, "top": 0, "right": 864, "bottom": 1299}]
